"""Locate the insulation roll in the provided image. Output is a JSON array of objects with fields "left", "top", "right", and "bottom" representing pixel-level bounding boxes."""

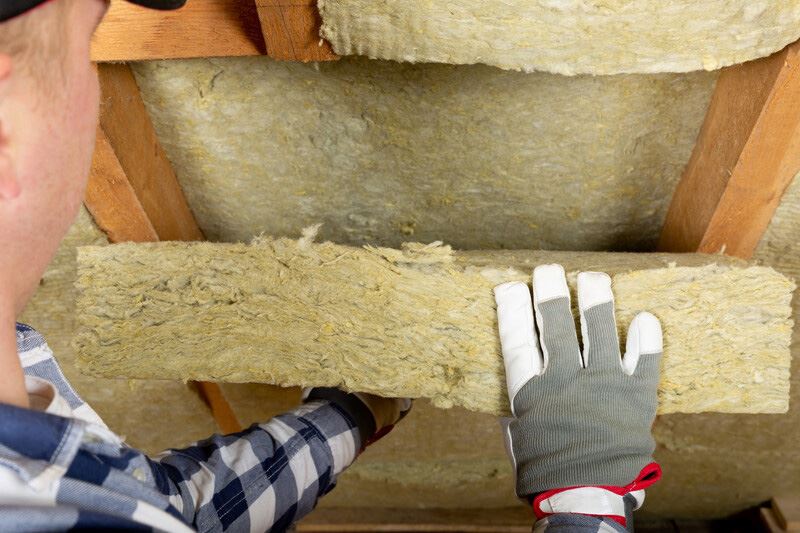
[
  {"left": 74, "top": 237, "right": 795, "bottom": 415},
  {"left": 318, "top": 0, "right": 800, "bottom": 75}
]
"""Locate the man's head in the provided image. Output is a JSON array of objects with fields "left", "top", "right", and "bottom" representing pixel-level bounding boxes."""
[
  {"left": 0, "top": 0, "right": 108, "bottom": 315},
  {"left": 0, "top": 0, "right": 186, "bottom": 409},
  {"left": 0, "top": 0, "right": 186, "bottom": 316}
]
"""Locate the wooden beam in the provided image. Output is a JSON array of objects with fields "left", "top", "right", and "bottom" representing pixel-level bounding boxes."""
[
  {"left": 658, "top": 40, "right": 800, "bottom": 258},
  {"left": 86, "top": 127, "right": 159, "bottom": 243},
  {"left": 193, "top": 382, "right": 245, "bottom": 434},
  {"left": 96, "top": 63, "right": 204, "bottom": 242},
  {"left": 91, "top": 0, "right": 265, "bottom": 62},
  {"left": 85, "top": 63, "right": 242, "bottom": 434},
  {"left": 91, "top": 0, "right": 338, "bottom": 63},
  {"left": 760, "top": 507, "right": 786, "bottom": 533},
  {"left": 254, "top": 0, "right": 338, "bottom": 61},
  {"left": 772, "top": 496, "right": 800, "bottom": 531}
]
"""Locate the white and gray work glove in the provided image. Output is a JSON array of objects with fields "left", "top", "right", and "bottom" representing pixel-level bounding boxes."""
[{"left": 494, "top": 264, "right": 663, "bottom": 528}]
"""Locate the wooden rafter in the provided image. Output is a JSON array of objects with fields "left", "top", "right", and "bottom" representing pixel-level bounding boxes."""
[
  {"left": 658, "top": 40, "right": 800, "bottom": 258},
  {"left": 85, "top": 127, "right": 159, "bottom": 243},
  {"left": 86, "top": 63, "right": 242, "bottom": 434},
  {"left": 97, "top": 64, "right": 204, "bottom": 242},
  {"left": 91, "top": 0, "right": 337, "bottom": 63},
  {"left": 771, "top": 496, "right": 800, "bottom": 531},
  {"left": 254, "top": 0, "right": 337, "bottom": 62},
  {"left": 192, "top": 382, "right": 243, "bottom": 435},
  {"left": 91, "top": 0, "right": 263, "bottom": 61}
]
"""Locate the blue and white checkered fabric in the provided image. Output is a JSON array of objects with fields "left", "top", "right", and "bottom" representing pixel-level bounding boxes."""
[{"left": 0, "top": 323, "right": 362, "bottom": 532}]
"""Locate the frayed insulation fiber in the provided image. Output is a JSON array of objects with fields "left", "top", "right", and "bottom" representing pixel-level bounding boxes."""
[
  {"left": 75, "top": 237, "right": 795, "bottom": 415},
  {"left": 318, "top": 0, "right": 800, "bottom": 75}
]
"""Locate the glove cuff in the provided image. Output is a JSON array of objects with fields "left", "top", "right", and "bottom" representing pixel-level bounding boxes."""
[{"left": 531, "top": 462, "right": 661, "bottom": 528}]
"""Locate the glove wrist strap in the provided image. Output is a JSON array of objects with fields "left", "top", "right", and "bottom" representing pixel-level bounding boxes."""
[{"left": 531, "top": 463, "right": 662, "bottom": 528}]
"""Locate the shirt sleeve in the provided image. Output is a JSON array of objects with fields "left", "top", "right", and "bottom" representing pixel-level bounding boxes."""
[{"left": 146, "top": 400, "right": 362, "bottom": 533}]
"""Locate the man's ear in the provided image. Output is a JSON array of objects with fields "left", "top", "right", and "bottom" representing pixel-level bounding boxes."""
[{"left": 0, "top": 54, "right": 20, "bottom": 200}]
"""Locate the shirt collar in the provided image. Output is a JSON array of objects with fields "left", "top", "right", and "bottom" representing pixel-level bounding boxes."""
[
  {"left": 0, "top": 401, "right": 84, "bottom": 490},
  {"left": 15, "top": 323, "right": 46, "bottom": 353}
]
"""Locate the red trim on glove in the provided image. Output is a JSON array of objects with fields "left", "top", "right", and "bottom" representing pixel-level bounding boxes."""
[{"left": 531, "top": 462, "right": 662, "bottom": 527}]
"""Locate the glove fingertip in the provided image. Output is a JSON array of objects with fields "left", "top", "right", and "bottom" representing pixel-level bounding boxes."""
[{"left": 623, "top": 312, "right": 663, "bottom": 375}]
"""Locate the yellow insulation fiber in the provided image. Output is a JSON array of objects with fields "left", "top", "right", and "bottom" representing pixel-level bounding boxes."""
[{"left": 74, "top": 237, "right": 794, "bottom": 415}]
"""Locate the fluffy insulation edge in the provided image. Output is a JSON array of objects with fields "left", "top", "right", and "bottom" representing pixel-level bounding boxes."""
[
  {"left": 318, "top": 0, "right": 800, "bottom": 75},
  {"left": 74, "top": 237, "right": 795, "bottom": 415}
]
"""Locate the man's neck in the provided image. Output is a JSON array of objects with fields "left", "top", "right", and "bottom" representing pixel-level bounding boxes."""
[{"left": 0, "top": 303, "right": 30, "bottom": 408}]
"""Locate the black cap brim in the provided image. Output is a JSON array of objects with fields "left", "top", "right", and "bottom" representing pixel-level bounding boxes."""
[
  {"left": 125, "top": 0, "right": 188, "bottom": 9},
  {"left": 1, "top": 0, "right": 187, "bottom": 23}
]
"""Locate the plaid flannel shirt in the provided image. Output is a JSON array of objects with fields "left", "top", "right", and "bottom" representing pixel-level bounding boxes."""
[
  {"left": 0, "top": 324, "right": 362, "bottom": 532},
  {"left": 1, "top": 324, "right": 630, "bottom": 533}
]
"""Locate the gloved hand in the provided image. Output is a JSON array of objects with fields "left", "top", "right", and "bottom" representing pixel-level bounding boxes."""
[
  {"left": 494, "top": 264, "right": 662, "bottom": 526},
  {"left": 303, "top": 388, "right": 411, "bottom": 449}
]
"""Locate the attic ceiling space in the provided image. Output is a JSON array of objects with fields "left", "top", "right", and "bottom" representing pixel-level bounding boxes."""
[
  {"left": 120, "top": 53, "right": 800, "bottom": 518},
  {"left": 19, "top": 0, "right": 800, "bottom": 520}
]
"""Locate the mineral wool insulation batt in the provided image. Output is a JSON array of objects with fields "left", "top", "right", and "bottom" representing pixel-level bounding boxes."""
[
  {"left": 318, "top": 0, "right": 800, "bottom": 75},
  {"left": 74, "top": 237, "right": 795, "bottom": 415}
]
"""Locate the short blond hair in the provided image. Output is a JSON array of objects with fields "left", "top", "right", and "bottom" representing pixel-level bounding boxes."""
[{"left": 0, "top": 1, "right": 68, "bottom": 79}]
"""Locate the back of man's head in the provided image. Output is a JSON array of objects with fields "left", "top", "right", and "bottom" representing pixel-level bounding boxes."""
[
  {"left": 0, "top": 0, "right": 99, "bottom": 317},
  {"left": 0, "top": 0, "right": 68, "bottom": 82}
]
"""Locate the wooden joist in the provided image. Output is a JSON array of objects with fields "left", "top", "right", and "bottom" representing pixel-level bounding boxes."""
[
  {"left": 91, "top": 0, "right": 264, "bottom": 61},
  {"left": 192, "top": 382, "right": 245, "bottom": 435},
  {"left": 96, "top": 64, "right": 204, "bottom": 242},
  {"left": 761, "top": 507, "right": 786, "bottom": 533},
  {"left": 91, "top": 0, "right": 337, "bottom": 63},
  {"left": 658, "top": 40, "right": 800, "bottom": 258},
  {"left": 254, "top": 0, "right": 337, "bottom": 61},
  {"left": 86, "top": 63, "right": 242, "bottom": 434},
  {"left": 85, "top": 127, "right": 159, "bottom": 243},
  {"left": 772, "top": 496, "right": 800, "bottom": 532}
]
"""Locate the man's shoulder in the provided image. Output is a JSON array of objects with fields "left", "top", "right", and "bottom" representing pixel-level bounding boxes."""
[{"left": 13, "top": 322, "right": 111, "bottom": 432}]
